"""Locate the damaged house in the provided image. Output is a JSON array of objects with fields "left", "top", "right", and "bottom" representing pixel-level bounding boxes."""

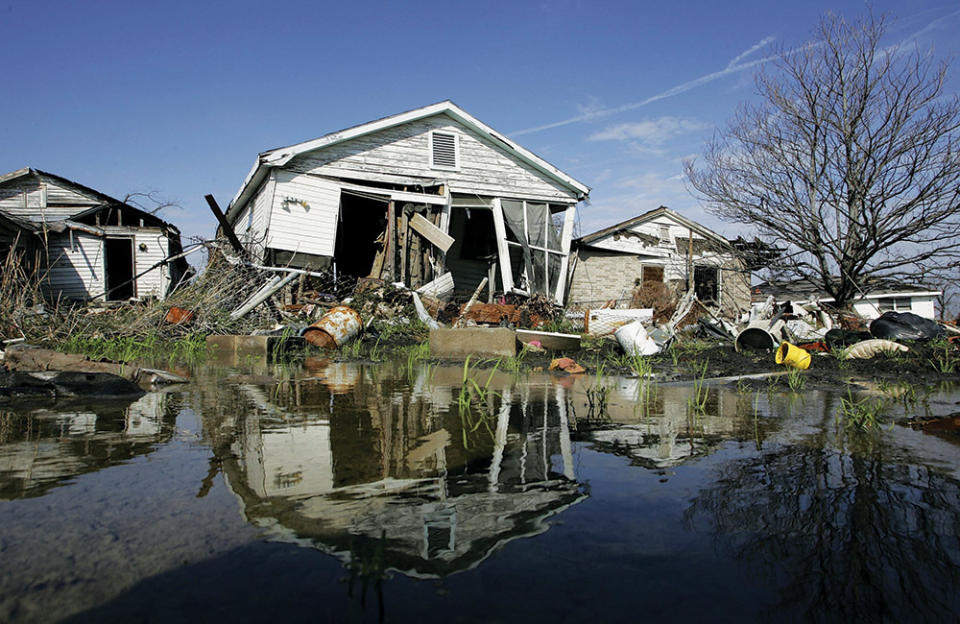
[
  {"left": 566, "top": 206, "right": 752, "bottom": 317},
  {"left": 0, "top": 168, "right": 188, "bottom": 301},
  {"left": 223, "top": 101, "right": 590, "bottom": 303}
]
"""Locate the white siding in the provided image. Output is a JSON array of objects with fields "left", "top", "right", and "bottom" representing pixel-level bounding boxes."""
[
  {"left": 232, "top": 176, "right": 276, "bottom": 261},
  {"left": 287, "top": 115, "right": 579, "bottom": 203},
  {"left": 852, "top": 294, "right": 938, "bottom": 320},
  {"left": 43, "top": 232, "right": 104, "bottom": 300},
  {"left": 0, "top": 175, "right": 101, "bottom": 222},
  {"left": 267, "top": 172, "right": 340, "bottom": 258},
  {"left": 133, "top": 229, "right": 169, "bottom": 298}
]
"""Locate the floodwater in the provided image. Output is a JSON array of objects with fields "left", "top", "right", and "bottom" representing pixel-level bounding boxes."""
[{"left": 2, "top": 359, "right": 960, "bottom": 623}]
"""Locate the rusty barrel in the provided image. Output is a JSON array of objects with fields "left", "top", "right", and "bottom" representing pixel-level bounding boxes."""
[{"left": 300, "top": 305, "right": 362, "bottom": 349}]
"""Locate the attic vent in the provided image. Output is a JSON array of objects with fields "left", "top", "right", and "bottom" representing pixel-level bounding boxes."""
[{"left": 430, "top": 131, "right": 459, "bottom": 170}]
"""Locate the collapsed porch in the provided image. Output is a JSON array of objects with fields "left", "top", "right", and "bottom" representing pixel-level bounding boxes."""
[{"left": 251, "top": 174, "right": 578, "bottom": 304}]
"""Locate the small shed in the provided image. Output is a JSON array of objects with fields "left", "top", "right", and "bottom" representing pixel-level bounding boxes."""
[
  {"left": 0, "top": 168, "right": 188, "bottom": 301},
  {"left": 224, "top": 101, "right": 590, "bottom": 304},
  {"left": 567, "top": 206, "right": 752, "bottom": 317}
]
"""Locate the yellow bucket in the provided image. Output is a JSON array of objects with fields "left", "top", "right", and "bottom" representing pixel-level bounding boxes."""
[{"left": 775, "top": 341, "right": 811, "bottom": 370}]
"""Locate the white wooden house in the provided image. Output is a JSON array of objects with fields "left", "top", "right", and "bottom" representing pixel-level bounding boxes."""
[
  {"left": 752, "top": 279, "right": 942, "bottom": 320},
  {"left": 0, "top": 168, "right": 188, "bottom": 301},
  {"left": 567, "top": 206, "right": 752, "bottom": 316},
  {"left": 224, "top": 101, "right": 590, "bottom": 303}
]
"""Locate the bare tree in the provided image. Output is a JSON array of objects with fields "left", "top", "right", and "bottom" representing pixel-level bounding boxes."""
[
  {"left": 123, "top": 190, "right": 181, "bottom": 216},
  {"left": 685, "top": 13, "right": 960, "bottom": 309}
]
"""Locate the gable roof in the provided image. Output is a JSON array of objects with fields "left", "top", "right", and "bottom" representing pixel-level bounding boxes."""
[
  {"left": 577, "top": 206, "right": 728, "bottom": 248},
  {"left": 228, "top": 100, "right": 590, "bottom": 219},
  {"left": 0, "top": 168, "right": 179, "bottom": 232}
]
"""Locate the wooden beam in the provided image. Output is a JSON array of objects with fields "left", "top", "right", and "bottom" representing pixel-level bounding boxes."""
[
  {"left": 205, "top": 194, "right": 249, "bottom": 260},
  {"left": 491, "top": 199, "right": 514, "bottom": 293},
  {"left": 386, "top": 200, "right": 396, "bottom": 281},
  {"left": 408, "top": 213, "right": 454, "bottom": 252},
  {"left": 400, "top": 211, "right": 409, "bottom": 284},
  {"left": 554, "top": 205, "right": 577, "bottom": 304}
]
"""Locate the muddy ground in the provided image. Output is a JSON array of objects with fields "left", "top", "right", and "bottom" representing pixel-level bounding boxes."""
[{"left": 336, "top": 330, "right": 960, "bottom": 390}]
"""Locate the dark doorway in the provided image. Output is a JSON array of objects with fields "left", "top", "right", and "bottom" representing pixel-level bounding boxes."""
[
  {"left": 105, "top": 237, "right": 135, "bottom": 300},
  {"left": 335, "top": 193, "right": 389, "bottom": 278}
]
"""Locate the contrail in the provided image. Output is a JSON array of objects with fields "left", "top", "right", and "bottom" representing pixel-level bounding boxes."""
[
  {"left": 510, "top": 52, "right": 777, "bottom": 137},
  {"left": 510, "top": 9, "right": 960, "bottom": 139},
  {"left": 896, "top": 7, "right": 960, "bottom": 46},
  {"left": 727, "top": 35, "right": 776, "bottom": 69}
]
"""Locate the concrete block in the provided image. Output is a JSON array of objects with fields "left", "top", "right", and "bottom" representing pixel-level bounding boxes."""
[
  {"left": 429, "top": 328, "right": 517, "bottom": 358},
  {"left": 206, "top": 335, "right": 306, "bottom": 362}
]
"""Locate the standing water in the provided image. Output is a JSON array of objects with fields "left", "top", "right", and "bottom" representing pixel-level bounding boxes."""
[{"left": 1, "top": 359, "right": 959, "bottom": 622}]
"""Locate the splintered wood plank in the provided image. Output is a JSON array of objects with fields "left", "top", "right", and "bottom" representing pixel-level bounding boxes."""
[{"left": 409, "top": 213, "right": 454, "bottom": 252}]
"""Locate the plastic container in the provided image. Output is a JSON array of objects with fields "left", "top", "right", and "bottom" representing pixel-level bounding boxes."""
[
  {"left": 775, "top": 341, "right": 811, "bottom": 370},
  {"left": 615, "top": 320, "right": 660, "bottom": 356}
]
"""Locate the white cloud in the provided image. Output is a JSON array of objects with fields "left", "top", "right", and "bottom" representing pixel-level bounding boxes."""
[{"left": 588, "top": 117, "right": 710, "bottom": 144}]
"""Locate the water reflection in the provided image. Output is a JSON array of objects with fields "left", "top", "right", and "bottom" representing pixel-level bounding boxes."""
[
  {"left": 568, "top": 378, "right": 767, "bottom": 468},
  {"left": 685, "top": 398, "right": 960, "bottom": 621},
  {"left": 209, "top": 362, "right": 587, "bottom": 578},
  {"left": 0, "top": 393, "right": 178, "bottom": 499}
]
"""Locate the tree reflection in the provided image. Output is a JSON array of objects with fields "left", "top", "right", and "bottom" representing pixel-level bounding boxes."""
[{"left": 686, "top": 407, "right": 960, "bottom": 621}]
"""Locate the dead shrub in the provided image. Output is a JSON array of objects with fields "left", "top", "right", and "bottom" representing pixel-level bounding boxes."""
[{"left": 631, "top": 282, "right": 679, "bottom": 324}]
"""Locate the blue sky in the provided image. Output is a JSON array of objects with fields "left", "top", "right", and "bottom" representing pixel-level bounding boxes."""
[{"left": 2, "top": 1, "right": 959, "bottom": 244}]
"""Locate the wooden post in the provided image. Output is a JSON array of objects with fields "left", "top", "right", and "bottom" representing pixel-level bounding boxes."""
[
  {"left": 206, "top": 193, "right": 281, "bottom": 321},
  {"left": 487, "top": 260, "right": 497, "bottom": 303},
  {"left": 205, "top": 194, "right": 249, "bottom": 261},
  {"left": 687, "top": 227, "right": 694, "bottom": 293},
  {"left": 400, "top": 210, "right": 409, "bottom": 285},
  {"left": 386, "top": 200, "right": 396, "bottom": 282}
]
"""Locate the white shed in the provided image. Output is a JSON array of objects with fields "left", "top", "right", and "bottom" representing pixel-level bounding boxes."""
[{"left": 0, "top": 168, "right": 188, "bottom": 302}]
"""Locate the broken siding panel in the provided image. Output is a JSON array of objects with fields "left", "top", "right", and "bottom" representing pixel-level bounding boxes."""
[
  {"left": 251, "top": 176, "right": 274, "bottom": 239},
  {"left": 233, "top": 177, "right": 276, "bottom": 262},
  {"left": 43, "top": 232, "right": 104, "bottom": 300},
  {"left": 589, "top": 217, "right": 709, "bottom": 256},
  {"left": 234, "top": 204, "right": 253, "bottom": 243},
  {"left": 287, "top": 116, "right": 578, "bottom": 203},
  {"left": 40, "top": 176, "right": 102, "bottom": 206},
  {"left": 133, "top": 230, "right": 169, "bottom": 298},
  {"left": 267, "top": 172, "right": 340, "bottom": 258},
  {"left": 0, "top": 176, "right": 101, "bottom": 222}
]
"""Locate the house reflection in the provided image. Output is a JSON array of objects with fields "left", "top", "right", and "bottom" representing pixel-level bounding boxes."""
[
  {"left": 567, "top": 379, "right": 762, "bottom": 469},
  {"left": 0, "top": 392, "right": 178, "bottom": 499},
  {"left": 214, "top": 363, "right": 587, "bottom": 578}
]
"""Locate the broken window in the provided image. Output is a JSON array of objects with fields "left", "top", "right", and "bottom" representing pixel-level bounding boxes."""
[
  {"left": 878, "top": 296, "right": 912, "bottom": 312},
  {"left": 500, "top": 200, "right": 569, "bottom": 298},
  {"left": 693, "top": 265, "right": 719, "bottom": 304},
  {"left": 641, "top": 264, "right": 664, "bottom": 284}
]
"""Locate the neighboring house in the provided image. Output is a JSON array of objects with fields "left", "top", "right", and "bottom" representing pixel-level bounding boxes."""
[
  {"left": 0, "top": 168, "right": 187, "bottom": 301},
  {"left": 224, "top": 101, "right": 590, "bottom": 304},
  {"left": 567, "top": 206, "right": 752, "bottom": 317},
  {"left": 752, "top": 279, "right": 942, "bottom": 320}
]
